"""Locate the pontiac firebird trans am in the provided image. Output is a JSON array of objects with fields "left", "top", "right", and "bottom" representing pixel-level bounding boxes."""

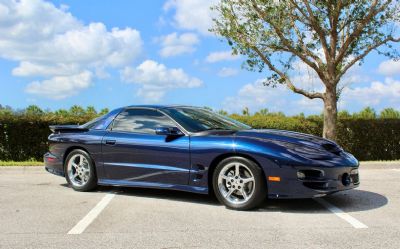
[{"left": 44, "top": 105, "right": 360, "bottom": 210}]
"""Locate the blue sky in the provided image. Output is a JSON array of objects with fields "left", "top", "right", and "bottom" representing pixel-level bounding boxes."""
[{"left": 0, "top": 0, "right": 399, "bottom": 115}]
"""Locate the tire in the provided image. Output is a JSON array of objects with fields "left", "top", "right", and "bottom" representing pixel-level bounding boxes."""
[
  {"left": 64, "top": 149, "right": 97, "bottom": 192},
  {"left": 213, "top": 157, "right": 267, "bottom": 210}
]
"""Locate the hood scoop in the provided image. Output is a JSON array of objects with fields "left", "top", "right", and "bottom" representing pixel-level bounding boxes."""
[{"left": 321, "top": 143, "right": 342, "bottom": 155}]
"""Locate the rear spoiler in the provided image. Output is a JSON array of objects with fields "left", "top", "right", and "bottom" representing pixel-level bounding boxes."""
[{"left": 49, "top": 125, "right": 89, "bottom": 133}]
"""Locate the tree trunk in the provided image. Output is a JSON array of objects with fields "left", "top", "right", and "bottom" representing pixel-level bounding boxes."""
[{"left": 323, "top": 87, "right": 338, "bottom": 140}]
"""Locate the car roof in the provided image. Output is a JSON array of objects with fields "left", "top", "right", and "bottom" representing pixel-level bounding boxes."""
[{"left": 125, "top": 105, "right": 200, "bottom": 110}]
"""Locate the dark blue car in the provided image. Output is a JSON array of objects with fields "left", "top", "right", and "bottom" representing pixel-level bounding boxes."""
[{"left": 44, "top": 105, "right": 359, "bottom": 210}]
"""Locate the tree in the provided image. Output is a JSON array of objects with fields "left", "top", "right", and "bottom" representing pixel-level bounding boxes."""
[
  {"left": 380, "top": 108, "right": 400, "bottom": 119},
  {"left": 255, "top": 108, "right": 269, "bottom": 115},
  {"left": 69, "top": 105, "right": 86, "bottom": 116},
  {"left": 54, "top": 109, "right": 69, "bottom": 117},
  {"left": 86, "top": 106, "right": 97, "bottom": 117},
  {"left": 211, "top": 0, "right": 400, "bottom": 140},
  {"left": 217, "top": 109, "right": 229, "bottom": 116},
  {"left": 25, "top": 105, "right": 44, "bottom": 116},
  {"left": 338, "top": 110, "right": 351, "bottom": 119},
  {"left": 242, "top": 107, "right": 250, "bottom": 116},
  {"left": 99, "top": 108, "right": 110, "bottom": 115},
  {"left": 354, "top": 107, "right": 377, "bottom": 119}
]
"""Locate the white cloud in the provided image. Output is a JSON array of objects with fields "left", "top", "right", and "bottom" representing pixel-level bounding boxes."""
[
  {"left": 218, "top": 67, "right": 239, "bottom": 77},
  {"left": 0, "top": 0, "right": 143, "bottom": 99},
  {"left": 378, "top": 59, "right": 400, "bottom": 76},
  {"left": 121, "top": 60, "right": 202, "bottom": 103},
  {"left": 224, "top": 76, "right": 400, "bottom": 115},
  {"left": 25, "top": 71, "right": 92, "bottom": 100},
  {"left": 163, "top": 0, "right": 218, "bottom": 35},
  {"left": 205, "top": 50, "right": 240, "bottom": 63},
  {"left": 223, "top": 79, "right": 323, "bottom": 114},
  {"left": 157, "top": 32, "right": 199, "bottom": 57},
  {"left": 340, "top": 77, "right": 400, "bottom": 107}
]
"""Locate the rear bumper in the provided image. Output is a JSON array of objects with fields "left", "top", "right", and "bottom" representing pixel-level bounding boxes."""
[
  {"left": 267, "top": 165, "right": 360, "bottom": 199},
  {"left": 44, "top": 152, "right": 64, "bottom": 177}
]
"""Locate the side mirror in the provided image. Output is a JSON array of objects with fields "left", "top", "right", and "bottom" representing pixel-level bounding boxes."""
[{"left": 155, "top": 127, "right": 184, "bottom": 136}]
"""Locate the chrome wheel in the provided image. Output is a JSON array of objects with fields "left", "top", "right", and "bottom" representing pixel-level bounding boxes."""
[
  {"left": 217, "top": 162, "right": 255, "bottom": 205},
  {"left": 67, "top": 154, "right": 90, "bottom": 187}
]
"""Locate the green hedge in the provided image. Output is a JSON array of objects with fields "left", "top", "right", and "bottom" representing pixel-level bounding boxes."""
[
  {"left": 0, "top": 115, "right": 399, "bottom": 161},
  {"left": 0, "top": 115, "right": 94, "bottom": 161}
]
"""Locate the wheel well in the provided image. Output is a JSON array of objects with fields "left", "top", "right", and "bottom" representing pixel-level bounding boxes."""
[{"left": 207, "top": 153, "right": 266, "bottom": 193}]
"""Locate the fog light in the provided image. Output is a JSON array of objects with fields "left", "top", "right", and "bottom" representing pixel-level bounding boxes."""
[
  {"left": 342, "top": 173, "right": 351, "bottom": 186},
  {"left": 297, "top": 171, "right": 306, "bottom": 179}
]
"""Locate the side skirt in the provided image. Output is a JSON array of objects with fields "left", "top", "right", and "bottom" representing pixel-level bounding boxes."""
[{"left": 98, "top": 179, "right": 209, "bottom": 194}]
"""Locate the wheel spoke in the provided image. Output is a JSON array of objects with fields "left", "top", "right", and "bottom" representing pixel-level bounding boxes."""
[
  {"left": 221, "top": 174, "right": 230, "bottom": 180},
  {"left": 241, "top": 188, "right": 249, "bottom": 200},
  {"left": 79, "top": 155, "right": 85, "bottom": 167},
  {"left": 234, "top": 164, "right": 240, "bottom": 177},
  {"left": 224, "top": 188, "right": 234, "bottom": 198},
  {"left": 71, "top": 162, "right": 79, "bottom": 169},
  {"left": 242, "top": 177, "right": 254, "bottom": 184}
]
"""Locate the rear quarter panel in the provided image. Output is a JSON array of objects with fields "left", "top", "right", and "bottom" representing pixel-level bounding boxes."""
[{"left": 48, "top": 130, "right": 107, "bottom": 177}]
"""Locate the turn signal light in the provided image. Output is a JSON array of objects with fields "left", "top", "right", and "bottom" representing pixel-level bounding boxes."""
[{"left": 268, "top": 176, "right": 281, "bottom": 182}]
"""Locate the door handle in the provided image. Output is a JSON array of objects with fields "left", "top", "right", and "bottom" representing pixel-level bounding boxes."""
[{"left": 105, "top": 140, "right": 116, "bottom": 145}]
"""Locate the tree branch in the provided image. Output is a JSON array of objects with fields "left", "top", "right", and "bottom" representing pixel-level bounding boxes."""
[
  {"left": 300, "top": 0, "right": 331, "bottom": 61},
  {"left": 249, "top": 0, "right": 328, "bottom": 83},
  {"left": 335, "top": 0, "right": 390, "bottom": 65},
  {"left": 336, "top": 36, "right": 400, "bottom": 82},
  {"left": 251, "top": 46, "right": 323, "bottom": 99}
]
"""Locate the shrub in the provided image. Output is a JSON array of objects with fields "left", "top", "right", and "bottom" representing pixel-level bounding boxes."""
[{"left": 0, "top": 112, "right": 399, "bottom": 161}]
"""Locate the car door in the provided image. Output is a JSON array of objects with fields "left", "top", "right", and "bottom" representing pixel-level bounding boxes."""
[{"left": 101, "top": 108, "right": 191, "bottom": 186}]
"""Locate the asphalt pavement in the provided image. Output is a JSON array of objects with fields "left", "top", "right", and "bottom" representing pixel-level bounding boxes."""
[{"left": 0, "top": 163, "right": 399, "bottom": 249}]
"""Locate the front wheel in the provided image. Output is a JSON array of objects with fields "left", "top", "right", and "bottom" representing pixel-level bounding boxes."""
[
  {"left": 213, "top": 157, "right": 267, "bottom": 210},
  {"left": 64, "top": 149, "right": 97, "bottom": 191}
]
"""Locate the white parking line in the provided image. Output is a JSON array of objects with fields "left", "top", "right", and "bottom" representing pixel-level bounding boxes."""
[
  {"left": 314, "top": 198, "right": 368, "bottom": 229},
  {"left": 68, "top": 193, "right": 115, "bottom": 235}
]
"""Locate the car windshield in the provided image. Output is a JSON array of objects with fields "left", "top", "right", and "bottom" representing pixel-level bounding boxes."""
[{"left": 162, "top": 107, "right": 251, "bottom": 133}]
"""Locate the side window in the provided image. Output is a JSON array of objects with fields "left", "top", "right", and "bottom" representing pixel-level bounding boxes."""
[{"left": 112, "top": 109, "right": 176, "bottom": 134}]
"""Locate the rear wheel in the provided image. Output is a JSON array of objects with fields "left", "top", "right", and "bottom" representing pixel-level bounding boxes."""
[
  {"left": 213, "top": 157, "right": 266, "bottom": 210},
  {"left": 64, "top": 149, "right": 97, "bottom": 191}
]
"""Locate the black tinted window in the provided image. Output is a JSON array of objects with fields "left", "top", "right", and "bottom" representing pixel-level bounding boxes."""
[
  {"left": 162, "top": 108, "right": 251, "bottom": 132},
  {"left": 112, "top": 109, "right": 176, "bottom": 134}
]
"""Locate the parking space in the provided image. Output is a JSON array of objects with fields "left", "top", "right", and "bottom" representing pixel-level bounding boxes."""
[{"left": 0, "top": 164, "right": 399, "bottom": 249}]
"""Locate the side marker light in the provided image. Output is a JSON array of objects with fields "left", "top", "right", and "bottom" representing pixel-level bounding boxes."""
[{"left": 268, "top": 176, "right": 281, "bottom": 182}]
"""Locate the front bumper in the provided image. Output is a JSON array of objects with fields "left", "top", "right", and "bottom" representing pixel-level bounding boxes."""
[
  {"left": 267, "top": 165, "right": 359, "bottom": 199},
  {"left": 44, "top": 152, "right": 64, "bottom": 177}
]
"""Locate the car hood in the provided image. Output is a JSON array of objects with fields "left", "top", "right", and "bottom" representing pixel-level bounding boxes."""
[{"left": 235, "top": 129, "right": 343, "bottom": 155}]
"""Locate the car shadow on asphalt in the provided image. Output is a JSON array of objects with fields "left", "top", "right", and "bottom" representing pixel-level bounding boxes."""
[
  {"left": 258, "top": 190, "right": 388, "bottom": 213},
  {"left": 61, "top": 183, "right": 388, "bottom": 213}
]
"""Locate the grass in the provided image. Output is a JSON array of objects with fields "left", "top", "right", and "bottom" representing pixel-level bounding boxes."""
[{"left": 0, "top": 161, "right": 44, "bottom": 166}]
